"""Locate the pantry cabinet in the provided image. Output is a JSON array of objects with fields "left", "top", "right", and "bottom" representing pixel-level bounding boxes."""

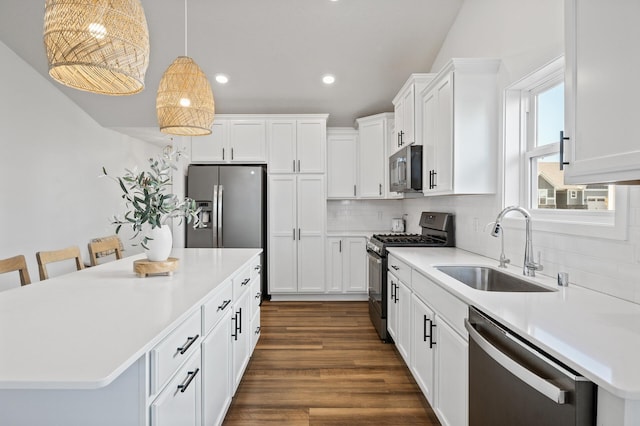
[
  {"left": 563, "top": 0, "right": 640, "bottom": 184},
  {"left": 391, "top": 74, "right": 434, "bottom": 155},
  {"left": 268, "top": 116, "right": 328, "bottom": 174},
  {"left": 325, "top": 236, "right": 367, "bottom": 293},
  {"left": 268, "top": 174, "right": 326, "bottom": 294},
  {"left": 191, "top": 117, "right": 267, "bottom": 163},
  {"left": 421, "top": 58, "right": 500, "bottom": 196}
]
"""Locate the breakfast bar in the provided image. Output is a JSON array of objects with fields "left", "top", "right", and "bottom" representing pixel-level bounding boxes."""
[{"left": 0, "top": 248, "right": 262, "bottom": 426}]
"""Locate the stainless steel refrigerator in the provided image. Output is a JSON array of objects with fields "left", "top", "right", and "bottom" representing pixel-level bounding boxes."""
[{"left": 186, "top": 164, "right": 267, "bottom": 294}]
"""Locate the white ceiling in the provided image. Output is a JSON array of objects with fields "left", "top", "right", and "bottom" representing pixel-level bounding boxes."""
[{"left": 0, "top": 0, "right": 462, "bottom": 141}]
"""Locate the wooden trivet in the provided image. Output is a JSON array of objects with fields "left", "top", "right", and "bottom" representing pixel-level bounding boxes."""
[{"left": 133, "top": 257, "right": 179, "bottom": 278}]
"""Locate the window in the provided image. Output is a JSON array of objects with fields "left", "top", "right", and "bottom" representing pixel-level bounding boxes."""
[{"left": 503, "top": 57, "right": 628, "bottom": 240}]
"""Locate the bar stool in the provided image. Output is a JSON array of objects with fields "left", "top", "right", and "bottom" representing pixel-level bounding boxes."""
[
  {"left": 88, "top": 236, "right": 123, "bottom": 266},
  {"left": 0, "top": 255, "right": 31, "bottom": 286},
  {"left": 36, "top": 246, "right": 84, "bottom": 281}
]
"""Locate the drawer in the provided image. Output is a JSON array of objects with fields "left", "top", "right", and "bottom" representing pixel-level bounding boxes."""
[
  {"left": 233, "top": 266, "right": 251, "bottom": 300},
  {"left": 388, "top": 254, "right": 411, "bottom": 286},
  {"left": 150, "top": 350, "right": 201, "bottom": 426},
  {"left": 412, "top": 270, "right": 468, "bottom": 339},
  {"left": 250, "top": 275, "right": 261, "bottom": 315},
  {"left": 202, "top": 280, "right": 233, "bottom": 336},
  {"left": 250, "top": 256, "right": 261, "bottom": 280},
  {"left": 150, "top": 309, "right": 202, "bottom": 395},
  {"left": 250, "top": 310, "right": 261, "bottom": 352}
]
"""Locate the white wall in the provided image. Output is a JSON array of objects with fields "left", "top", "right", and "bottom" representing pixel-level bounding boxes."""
[
  {"left": 0, "top": 41, "right": 162, "bottom": 290},
  {"left": 402, "top": 0, "right": 640, "bottom": 304}
]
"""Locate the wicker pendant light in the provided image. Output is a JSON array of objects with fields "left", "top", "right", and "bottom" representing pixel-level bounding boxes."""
[
  {"left": 156, "top": 0, "right": 214, "bottom": 136},
  {"left": 43, "top": 0, "right": 150, "bottom": 95}
]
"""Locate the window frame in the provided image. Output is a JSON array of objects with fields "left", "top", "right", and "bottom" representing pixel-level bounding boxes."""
[{"left": 503, "top": 56, "right": 628, "bottom": 240}]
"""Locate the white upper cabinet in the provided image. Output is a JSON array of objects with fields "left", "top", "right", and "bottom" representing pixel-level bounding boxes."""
[
  {"left": 191, "top": 116, "right": 267, "bottom": 163},
  {"left": 563, "top": 0, "right": 640, "bottom": 184},
  {"left": 356, "top": 114, "right": 392, "bottom": 198},
  {"left": 421, "top": 58, "right": 500, "bottom": 196},
  {"left": 327, "top": 128, "right": 358, "bottom": 198},
  {"left": 391, "top": 74, "right": 435, "bottom": 155},
  {"left": 268, "top": 116, "right": 328, "bottom": 174}
]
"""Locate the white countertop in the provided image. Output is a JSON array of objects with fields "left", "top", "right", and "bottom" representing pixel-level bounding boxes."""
[
  {"left": 0, "top": 248, "right": 261, "bottom": 390},
  {"left": 387, "top": 247, "right": 640, "bottom": 400}
]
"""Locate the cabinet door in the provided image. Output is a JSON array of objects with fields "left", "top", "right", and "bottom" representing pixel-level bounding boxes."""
[
  {"left": 151, "top": 352, "right": 201, "bottom": 426},
  {"left": 402, "top": 86, "right": 416, "bottom": 145},
  {"left": 393, "top": 100, "right": 404, "bottom": 154},
  {"left": 422, "top": 88, "right": 437, "bottom": 194},
  {"left": 327, "top": 132, "right": 357, "bottom": 198},
  {"left": 410, "top": 294, "right": 435, "bottom": 404},
  {"left": 228, "top": 120, "right": 266, "bottom": 162},
  {"left": 564, "top": 0, "right": 640, "bottom": 184},
  {"left": 231, "top": 289, "right": 251, "bottom": 393},
  {"left": 325, "top": 238, "right": 343, "bottom": 293},
  {"left": 435, "top": 318, "right": 468, "bottom": 426},
  {"left": 344, "top": 238, "right": 366, "bottom": 292},
  {"left": 268, "top": 120, "right": 297, "bottom": 173},
  {"left": 432, "top": 74, "right": 454, "bottom": 194},
  {"left": 202, "top": 311, "right": 232, "bottom": 426},
  {"left": 297, "top": 120, "right": 326, "bottom": 173},
  {"left": 268, "top": 175, "right": 297, "bottom": 293},
  {"left": 396, "top": 279, "right": 411, "bottom": 364},
  {"left": 386, "top": 272, "right": 398, "bottom": 342},
  {"left": 358, "top": 120, "right": 385, "bottom": 198},
  {"left": 297, "top": 175, "right": 325, "bottom": 292},
  {"left": 191, "top": 121, "right": 226, "bottom": 162}
]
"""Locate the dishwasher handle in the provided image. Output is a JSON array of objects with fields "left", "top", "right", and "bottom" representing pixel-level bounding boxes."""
[{"left": 465, "top": 318, "right": 569, "bottom": 404}]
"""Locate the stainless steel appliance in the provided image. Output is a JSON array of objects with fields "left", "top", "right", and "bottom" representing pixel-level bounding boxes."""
[
  {"left": 389, "top": 145, "right": 423, "bottom": 193},
  {"left": 466, "top": 306, "right": 596, "bottom": 426},
  {"left": 186, "top": 164, "right": 267, "bottom": 294},
  {"left": 367, "top": 212, "right": 455, "bottom": 341}
]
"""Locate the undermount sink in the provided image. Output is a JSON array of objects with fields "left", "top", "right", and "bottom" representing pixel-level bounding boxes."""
[{"left": 435, "top": 265, "right": 554, "bottom": 292}]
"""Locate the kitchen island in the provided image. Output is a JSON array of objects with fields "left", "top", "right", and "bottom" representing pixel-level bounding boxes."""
[
  {"left": 388, "top": 247, "right": 640, "bottom": 425},
  {"left": 0, "top": 248, "right": 262, "bottom": 426}
]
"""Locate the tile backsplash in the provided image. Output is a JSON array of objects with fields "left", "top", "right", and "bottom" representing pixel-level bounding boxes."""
[{"left": 327, "top": 200, "right": 405, "bottom": 233}]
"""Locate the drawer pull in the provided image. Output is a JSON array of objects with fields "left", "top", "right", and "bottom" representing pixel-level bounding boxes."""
[
  {"left": 177, "top": 368, "right": 200, "bottom": 393},
  {"left": 241, "top": 278, "right": 250, "bottom": 286},
  {"left": 255, "top": 292, "right": 261, "bottom": 299},
  {"left": 217, "top": 299, "right": 231, "bottom": 312},
  {"left": 176, "top": 334, "right": 199, "bottom": 355},
  {"left": 391, "top": 265, "right": 399, "bottom": 271},
  {"left": 255, "top": 326, "right": 261, "bottom": 335},
  {"left": 254, "top": 265, "right": 261, "bottom": 271}
]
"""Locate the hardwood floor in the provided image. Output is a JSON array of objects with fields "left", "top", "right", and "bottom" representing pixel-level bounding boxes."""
[{"left": 223, "top": 301, "right": 440, "bottom": 425}]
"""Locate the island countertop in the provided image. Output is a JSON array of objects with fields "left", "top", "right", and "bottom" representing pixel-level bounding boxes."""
[{"left": 0, "top": 248, "right": 261, "bottom": 390}]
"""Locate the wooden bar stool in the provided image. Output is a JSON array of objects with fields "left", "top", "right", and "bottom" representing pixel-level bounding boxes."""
[
  {"left": 88, "top": 236, "right": 123, "bottom": 266},
  {"left": 36, "top": 246, "right": 84, "bottom": 281},
  {"left": 0, "top": 255, "right": 31, "bottom": 286}
]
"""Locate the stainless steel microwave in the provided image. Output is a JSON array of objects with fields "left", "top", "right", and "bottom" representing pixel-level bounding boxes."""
[{"left": 390, "top": 145, "right": 423, "bottom": 193}]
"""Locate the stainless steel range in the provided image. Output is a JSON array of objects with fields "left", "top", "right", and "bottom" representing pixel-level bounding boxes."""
[{"left": 367, "top": 212, "right": 455, "bottom": 341}]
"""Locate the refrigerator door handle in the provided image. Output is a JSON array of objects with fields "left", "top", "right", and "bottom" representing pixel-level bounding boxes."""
[
  {"left": 212, "top": 185, "right": 219, "bottom": 247},
  {"left": 218, "top": 185, "right": 224, "bottom": 247}
]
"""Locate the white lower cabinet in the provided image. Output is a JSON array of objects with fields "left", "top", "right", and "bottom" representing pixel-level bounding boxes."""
[
  {"left": 151, "top": 351, "right": 202, "bottom": 426},
  {"left": 231, "top": 286, "right": 251, "bottom": 393},
  {"left": 325, "top": 237, "right": 367, "bottom": 293},
  {"left": 202, "top": 309, "right": 232, "bottom": 426},
  {"left": 435, "top": 318, "right": 468, "bottom": 426},
  {"left": 250, "top": 275, "right": 262, "bottom": 351},
  {"left": 410, "top": 294, "right": 435, "bottom": 404},
  {"left": 389, "top": 257, "right": 469, "bottom": 426}
]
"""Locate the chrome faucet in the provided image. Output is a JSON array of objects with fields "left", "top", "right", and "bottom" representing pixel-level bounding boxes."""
[{"left": 490, "top": 206, "right": 543, "bottom": 277}]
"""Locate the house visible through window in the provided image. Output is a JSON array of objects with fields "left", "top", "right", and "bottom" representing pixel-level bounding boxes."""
[{"left": 525, "top": 80, "right": 615, "bottom": 212}]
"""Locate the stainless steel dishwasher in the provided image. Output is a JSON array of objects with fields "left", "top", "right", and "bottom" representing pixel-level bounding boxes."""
[{"left": 465, "top": 306, "right": 596, "bottom": 426}]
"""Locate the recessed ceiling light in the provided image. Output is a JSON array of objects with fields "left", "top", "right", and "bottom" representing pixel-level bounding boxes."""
[
  {"left": 215, "top": 74, "right": 229, "bottom": 84},
  {"left": 322, "top": 75, "right": 335, "bottom": 85}
]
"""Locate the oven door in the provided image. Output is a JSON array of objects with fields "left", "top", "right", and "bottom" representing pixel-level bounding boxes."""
[{"left": 367, "top": 250, "right": 388, "bottom": 340}]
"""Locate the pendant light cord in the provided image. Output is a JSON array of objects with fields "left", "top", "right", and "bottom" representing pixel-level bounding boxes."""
[{"left": 184, "top": 0, "right": 188, "bottom": 56}]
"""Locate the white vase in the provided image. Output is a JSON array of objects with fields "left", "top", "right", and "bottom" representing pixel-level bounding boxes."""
[{"left": 145, "top": 225, "right": 173, "bottom": 261}]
